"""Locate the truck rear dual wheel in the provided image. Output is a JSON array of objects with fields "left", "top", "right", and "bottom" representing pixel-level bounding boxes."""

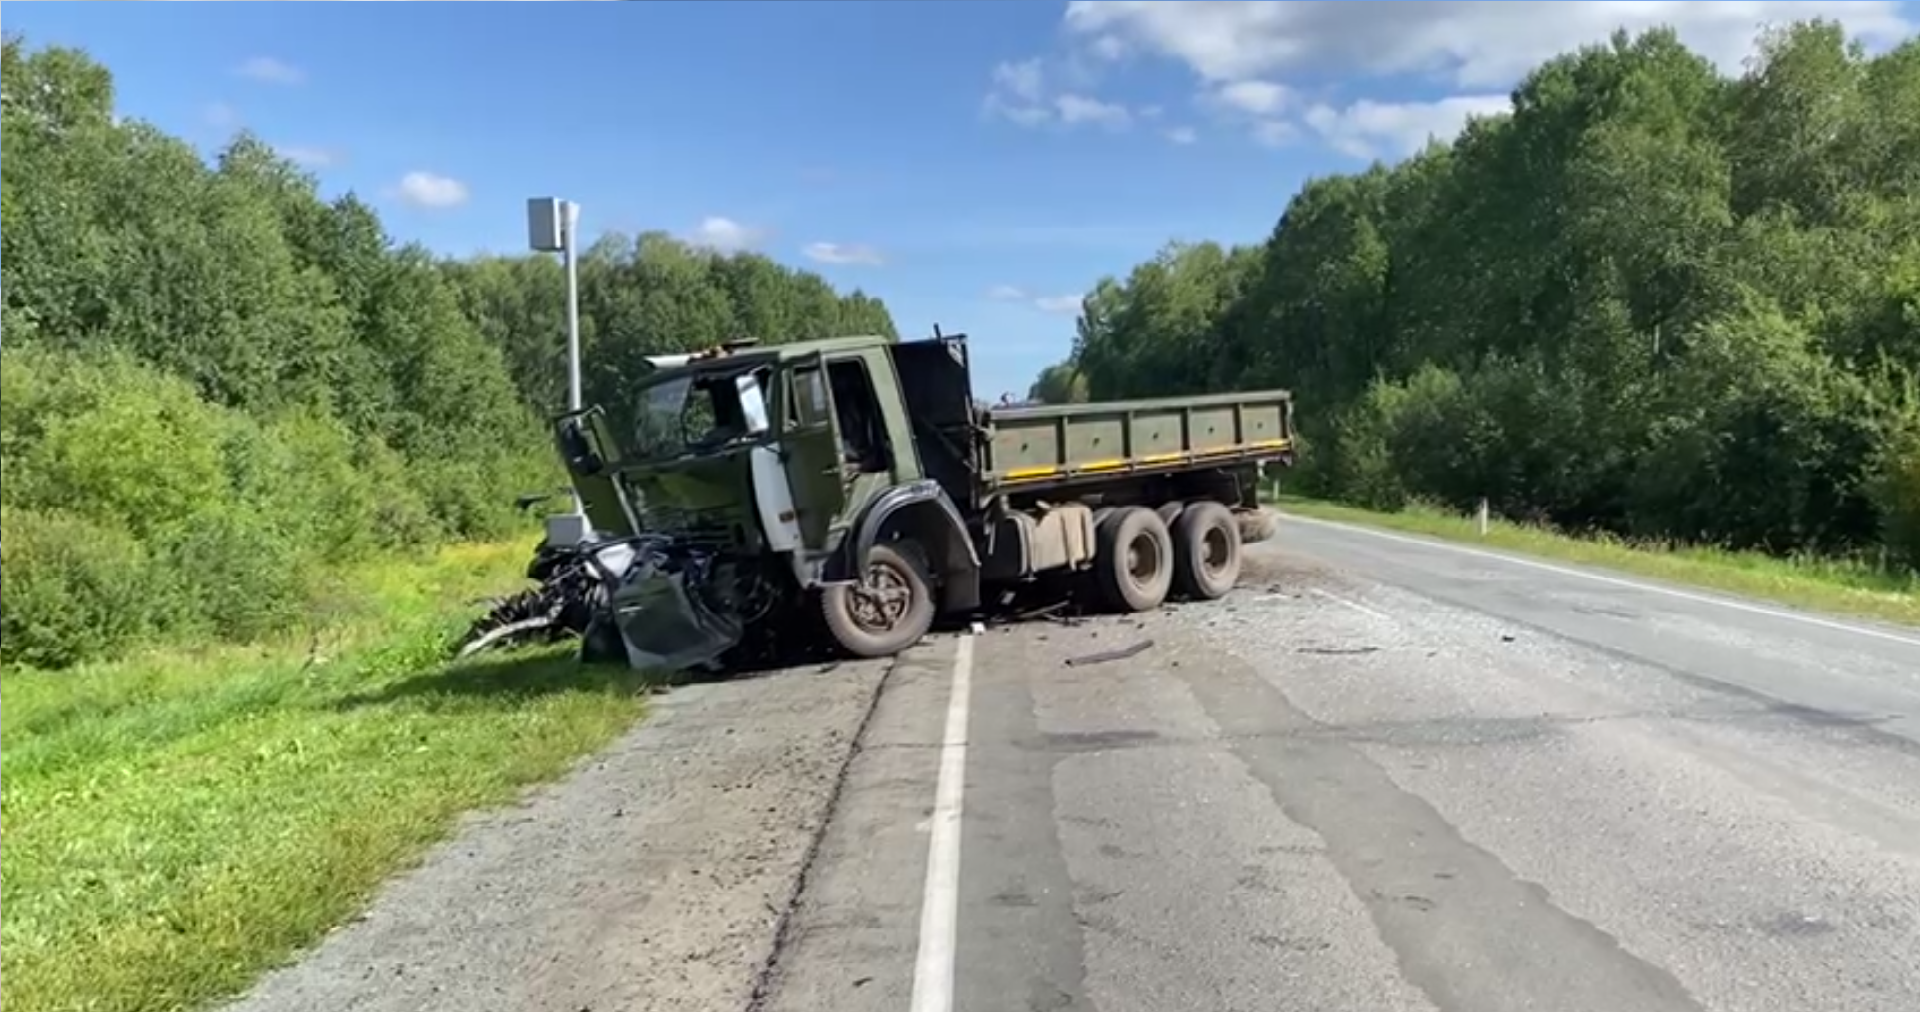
[
  {"left": 1094, "top": 506, "right": 1175, "bottom": 612},
  {"left": 821, "top": 541, "right": 936, "bottom": 658},
  {"left": 1171, "top": 500, "right": 1242, "bottom": 600}
]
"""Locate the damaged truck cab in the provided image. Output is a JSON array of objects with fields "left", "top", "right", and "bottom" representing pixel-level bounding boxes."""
[{"left": 552, "top": 332, "right": 1294, "bottom": 672}]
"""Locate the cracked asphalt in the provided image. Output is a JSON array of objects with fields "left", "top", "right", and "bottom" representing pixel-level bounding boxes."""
[{"left": 222, "top": 513, "right": 1920, "bottom": 1012}]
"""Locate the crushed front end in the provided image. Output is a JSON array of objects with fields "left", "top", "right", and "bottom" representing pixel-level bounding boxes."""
[
  {"left": 601, "top": 537, "right": 745, "bottom": 672},
  {"left": 551, "top": 359, "right": 785, "bottom": 674},
  {"left": 599, "top": 454, "right": 766, "bottom": 672}
]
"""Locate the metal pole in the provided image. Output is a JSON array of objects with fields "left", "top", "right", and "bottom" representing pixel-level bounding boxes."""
[
  {"left": 561, "top": 201, "right": 586, "bottom": 519},
  {"left": 563, "top": 200, "right": 583, "bottom": 414}
]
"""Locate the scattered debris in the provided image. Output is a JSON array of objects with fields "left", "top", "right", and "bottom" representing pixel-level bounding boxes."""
[
  {"left": 1015, "top": 600, "right": 1071, "bottom": 622},
  {"left": 1065, "top": 639, "right": 1154, "bottom": 667}
]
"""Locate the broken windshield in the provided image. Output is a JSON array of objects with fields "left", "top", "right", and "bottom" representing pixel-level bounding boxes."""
[{"left": 630, "top": 366, "right": 770, "bottom": 460}]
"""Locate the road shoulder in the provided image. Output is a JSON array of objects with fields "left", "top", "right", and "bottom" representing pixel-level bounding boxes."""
[
  {"left": 1272, "top": 500, "right": 1918, "bottom": 630},
  {"left": 216, "top": 657, "right": 896, "bottom": 1012}
]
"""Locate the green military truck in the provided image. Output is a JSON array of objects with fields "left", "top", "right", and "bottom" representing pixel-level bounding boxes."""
[{"left": 551, "top": 331, "right": 1294, "bottom": 672}]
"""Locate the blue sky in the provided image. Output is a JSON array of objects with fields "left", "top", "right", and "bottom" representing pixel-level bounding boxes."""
[{"left": 8, "top": 1, "right": 1915, "bottom": 397}]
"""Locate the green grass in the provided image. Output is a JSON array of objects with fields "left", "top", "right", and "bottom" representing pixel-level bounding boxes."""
[
  {"left": 1273, "top": 494, "right": 1920, "bottom": 628},
  {"left": 0, "top": 540, "right": 655, "bottom": 1012}
]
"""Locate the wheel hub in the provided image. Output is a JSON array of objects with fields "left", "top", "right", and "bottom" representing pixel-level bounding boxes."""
[
  {"left": 1126, "top": 533, "right": 1161, "bottom": 583},
  {"left": 849, "top": 561, "right": 911, "bottom": 632},
  {"left": 1203, "top": 527, "right": 1231, "bottom": 573}
]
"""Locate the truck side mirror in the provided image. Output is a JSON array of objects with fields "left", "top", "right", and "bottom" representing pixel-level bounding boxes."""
[{"left": 737, "top": 372, "right": 771, "bottom": 436}]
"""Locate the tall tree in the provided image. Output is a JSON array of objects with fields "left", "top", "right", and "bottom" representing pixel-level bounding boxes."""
[
  {"left": 1038, "top": 19, "right": 1920, "bottom": 570},
  {"left": 0, "top": 35, "right": 900, "bottom": 668}
]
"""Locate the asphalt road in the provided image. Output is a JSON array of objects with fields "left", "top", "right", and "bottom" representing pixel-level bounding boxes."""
[
  {"left": 764, "top": 513, "right": 1920, "bottom": 1012},
  {"left": 222, "top": 512, "right": 1920, "bottom": 1012}
]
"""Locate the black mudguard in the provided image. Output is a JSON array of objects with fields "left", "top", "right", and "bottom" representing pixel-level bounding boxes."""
[{"left": 831, "top": 480, "right": 982, "bottom": 612}]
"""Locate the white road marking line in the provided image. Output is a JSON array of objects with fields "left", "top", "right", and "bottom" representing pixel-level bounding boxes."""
[
  {"left": 1283, "top": 513, "right": 1920, "bottom": 650},
  {"left": 1310, "top": 587, "right": 1393, "bottom": 622},
  {"left": 909, "top": 634, "right": 973, "bottom": 1012}
]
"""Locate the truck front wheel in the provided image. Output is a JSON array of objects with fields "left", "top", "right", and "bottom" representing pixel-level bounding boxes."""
[
  {"left": 1094, "top": 506, "right": 1174, "bottom": 612},
  {"left": 821, "top": 541, "right": 936, "bottom": 658},
  {"left": 1172, "top": 500, "right": 1242, "bottom": 600}
]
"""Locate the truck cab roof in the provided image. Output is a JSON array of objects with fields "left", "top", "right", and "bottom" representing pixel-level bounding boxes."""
[{"left": 639, "top": 333, "right": 902, "bottom": 374}]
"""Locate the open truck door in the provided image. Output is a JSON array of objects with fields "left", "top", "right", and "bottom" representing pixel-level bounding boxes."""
[
  {"left": 779, "top": 352, "right": 848, "bottom": 552},
  {"left": 552, "top": 405, "right": 640, "bottom": 537}
]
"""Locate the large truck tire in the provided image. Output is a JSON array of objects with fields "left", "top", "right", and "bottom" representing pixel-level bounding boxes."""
[
  {"left": 1094, "top": 506, "right": 1174, "bottom": 612},
  {"left": 1172, "top": 500, "right": 1242, "bottom": 600},
  {"left": 821, "top": 541, "right": 936, "bottom": 658}
]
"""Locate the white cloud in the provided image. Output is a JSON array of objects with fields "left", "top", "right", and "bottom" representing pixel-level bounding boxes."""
[
  {"left": 1056, "top": 2, "right": 1907, "bottom": 157},
  {"left": 987, "top": 285, "right": 1086, "bottom": 315},
  {"left": 983, "top": 59, "right": 1055, "bottom": 126},
  {"left": 803, "top": 241, "right": 885, "bottom": 266},
  {"left": 994, "top": 58, "right": 1046, "bottom": 103},
  {"left": 276, "top": 145, "right": 340, "bottom": 168},
  {"left": 1090, "top": 34, "right": 1131, "bottom": 61},
  {"left": 1189, "top": 77, "right": 1300, "bottom": 148},
  {"left": 1063, "top": 0, "right": 1912, "bottom": 88},
  {"left": 1165, "top": 125, "right": 1199, "bottom": 145},
  {"left": 1215, "top": 78, "right": 1290, "bottom": 116},
  {"left": 686, "top": 216, "right": 766, "bottom": 253},
  {"left": 1304, "top": 94, "right": 1511, "bottom": 160},
  {"left": 1055, "top": 92, "right": 1132, "bottom": 128},
  {"left": 1059, "top": 0, "right": 1912, "bottom": 89},
  {"left": 234, "top": 56, "right": 305, "bottom": 85},
  {"left": 984, "top": 57, "right": 1134, "bottom": 130},
  {"left": 392, "top": 171, "right": 470, "bottom": 209}
]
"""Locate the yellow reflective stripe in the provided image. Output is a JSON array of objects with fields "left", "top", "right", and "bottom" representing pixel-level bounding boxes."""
[{"left": 998, "top": 437, "right": 1290, "bottom": 482}]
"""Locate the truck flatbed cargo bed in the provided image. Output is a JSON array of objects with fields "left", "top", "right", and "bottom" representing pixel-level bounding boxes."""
[{"left": 979, "top": 390, "right": 1294, "bottom": 489}]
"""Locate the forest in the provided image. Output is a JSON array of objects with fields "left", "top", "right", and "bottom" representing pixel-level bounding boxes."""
[
  {"left": 1031, "top": 21, "right": 1920, "bottom": 574},
  {"left": 0, "top": 35, "right": 899, "bottom": 670}
]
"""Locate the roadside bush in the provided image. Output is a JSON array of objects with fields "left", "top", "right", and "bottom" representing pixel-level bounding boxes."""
[
  {"left": 156, "top": 505, "right": 308, "bottom": 642},
  {"left": 1868, "top": 404, "right": 1920, "bottom": 571},
  {"left": 0, "top": 507, "right": 170, "bottom": 669},
  {"left": 1323, "top": 382, "right": 1409, "bottom": 512},
  {"left": 225, "top": 407, "right": 385, "bottom": 565},
  {"left": 349, "top": 432, "right": 446, "bottom": 552},
  {"left": 1, "top": 348, "right": 232, "bottom": 540},
  {"left": 0, "top": 346, "right": 486, "bottom": 668}
]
